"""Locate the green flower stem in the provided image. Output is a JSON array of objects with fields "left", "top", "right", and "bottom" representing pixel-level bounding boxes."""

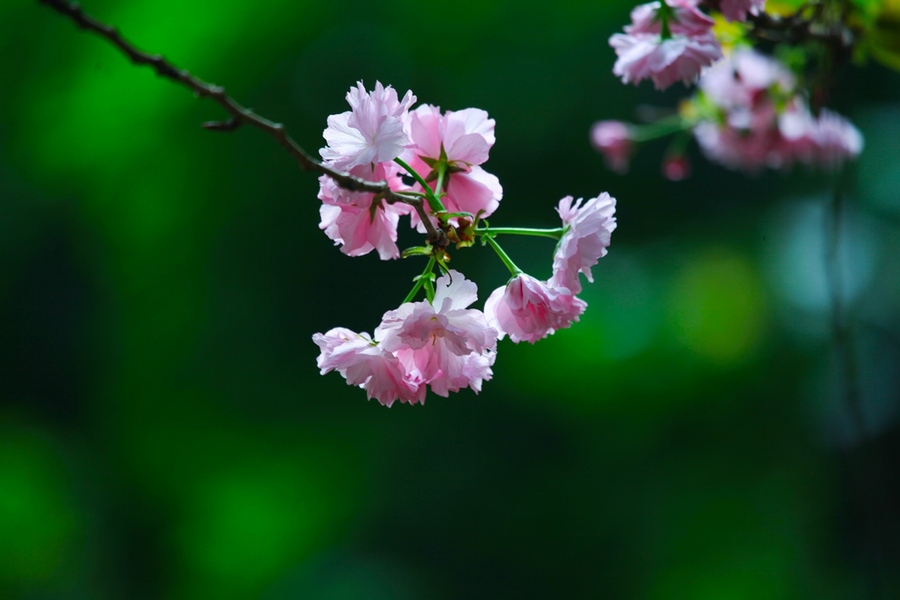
[
  {"left": 394, "top": 157, "right": 446, "bottom": 214},
  {"left": 627, "top": 117, "right": 690, "bottom": 143},
  {"left": 474, "top": 226, "right": 566, "bottom": 240},
  {"left": 658, "top": 1, "right": 672, "bottom": 40},
  {"left": 483, "top": 234, "right": 523, "bottom": 276},
  {"left": 402, "top": 255, "right": 436, "bottom": 304},
  {"left": 434, "top": 162, "right": 446, "bottom": 203},
  {"left": 423, "top": 275, "right": 436, "bottom": 304}
]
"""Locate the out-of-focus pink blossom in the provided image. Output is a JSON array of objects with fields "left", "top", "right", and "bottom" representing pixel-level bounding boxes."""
[
  {"left": 313, "top": 327, "right": 425, "bottom": 407},
  {"left": 484, "top": 274, "right": 586, "bottom": 344},
  {"left": 628, "top": 0, "right": 716, "bottom": 36},
  {"left": 403, "top": 105, "right": 502, "bottom": 224},
  {"left": 376, "top": 270, "right": 498, "bottom": 397},
  {"left": 694, "top": 48, "right": 794, "bottom": 170},
  {"left": 809, "top": 109, "right": 864, "bottom": 169},
  {"left": 719, "top": 0, "right": 766, "bottom": 22},
  {"left": 610, "top": 0, "right": 722, "bottom": 90},
  {"left": 591, "top": 121, "right": 633, "bottom": 173},
  {"left": 698, "top": 46, "right": 795, "bottom": 108},
  {"left": 552, "top": 194, "right": 617, "bottom": 295},
  {"left": 318, "top": 162, "right": 408, "bottom": 260},
  {"left": 610, "top": 34, "right": 722, "bottom": 90},
  {"left": 320, "top": 81, "right": 416, "bottom": 170},
  {"left": 693, "top": 48, "right": 863, "bottom": 172}
]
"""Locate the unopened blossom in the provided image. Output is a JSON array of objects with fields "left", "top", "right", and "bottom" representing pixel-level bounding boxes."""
[
  {"left": 313, "top": 327, "right": 425, "bottom": 407},
  {"left": 610, "top": 0, "right": 722, "bottom": 90},
  {"left": 320, "top": 81, "right": 416, "bottom": 170},
  {"left": 376, "top": 270, "right": 498, "bottom": 396},
  {"left": 485, "top": 274, "right": 587, "bottom": 344},
  {"left": 662, "top": 155, "right": 691, "bottom": 180},
  {"left": 318, "top": 162, "right": 408, "bottom": 260},
  {"left": 719, "top": 0, "right": 766, "bottom": 22},
  {"left": 402, "top": 105, "right": 503, "bottom": 224},
  {"left": 552, "top": 194, "right": 617, "bottom": 295},
  {"left": 591, "top": 120, "right": 633, "bottom": 173}
]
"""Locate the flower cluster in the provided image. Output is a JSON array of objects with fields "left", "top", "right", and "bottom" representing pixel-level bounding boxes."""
[
  {"left": 717, "top": 0, "right": 766, "bottom": 22},
  {"left": 317, "top": 82, "right": 501, "bottom": 260},
  {"left": 692, "top": 48, "right": 862, "bottom": 172},
  {"left": 610, "top": 0, "right": 723, "bottom": 90},
  {"left": 596, "top": 1, "right": 865, "bottom": 176},
  {"left": 313, "top": 81, "right": 617, "bottom": 406},
  {"left": 315, "top": 271, "right": 495, "bottom": 406}
]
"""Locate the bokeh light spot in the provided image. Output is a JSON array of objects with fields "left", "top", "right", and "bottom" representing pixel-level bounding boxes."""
[{"left": 666, "top": 250, "right": 767, "bottom": 365}]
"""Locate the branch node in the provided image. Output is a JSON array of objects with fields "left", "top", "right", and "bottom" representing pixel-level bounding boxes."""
[{"left": 201, "top": 117, "right": 242, "bottom": 131}]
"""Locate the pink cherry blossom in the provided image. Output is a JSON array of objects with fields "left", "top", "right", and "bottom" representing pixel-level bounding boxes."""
[
  {"left": 320, "top": 81, "right": 416, "bottom": 170},
  {"left": 693, "top": 48, "right": 862, "bottom": 172},
  {"left": 719, "top": 0, "right": 766, "bottom": 22},
  {"left": 591, "top": 120, "right": 633, "bottom": 173},
  {"left": 698, "top": 46, "right": 796, "bottom": 108},
  {"left": 552, "top": 194, "right": 617, "bottom": 295},
  {"left": 628, "top": 0, "right": 717, "bottom": 36},
  {"left": 693, "top": 48, "right": 794, "bottom": 170},
  {"left": 484, "top": 274, "right": 587, "bottom": 344},
  {"left": 402, "top": 104, "right": 503, "bottom": 224},
  {"left": 809, "top": 109, "right": 864, "bottom": 170},
  {"left": 610, "top": 0, "right": 722, "bottom": 90},
  {"left": 313, "top": 327, "right": 425, "bottom": 407},
  {"left": 317, "top": 162, "right": 408, "bottom": 260},
  {"left": 375, "top": 270, "right": 498, "bottom": 397}
]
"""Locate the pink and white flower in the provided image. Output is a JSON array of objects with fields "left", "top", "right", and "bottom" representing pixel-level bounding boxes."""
[
  {"left": 485, "top": 274, "right": 586, "bottom": 344},
  {"left": 320, "top": 81, "right": 416, "bottom": 170},
  {"left": 591, "top": 120, "right": 634, "bottom": 173},
  {"left": 808, "top": 109, "right": 864, "bottom": 170},
  {"left": 693, "top": 48, "right": 795, "bottom": 170},
  {"left": 719, "top": 0, "right": 766, "bottom": 22},
  {"left": 313, "top": 327, "right": 425, "bottom": 407},
  {"left": 693, "top": 48, "right": 863, "bottom": 172},
  {"left": 402, "top": 105, "right": 503, "bottom": 225},
  {"left": 610, "top": 0, "right": 722, "bottom": 90},
  {"left": 375, "top": 270, "right": 498, "bottom": 397},
  {"left": 318, "top": 162, "right": 409, "bottom": 260},
  {"left": 552, "top": 194, "right": 617, "bottom": 295}
]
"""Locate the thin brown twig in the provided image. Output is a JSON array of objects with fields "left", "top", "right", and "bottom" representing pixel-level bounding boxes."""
[{"left": 36, "top": 0, "right": 449, "bottom": 249}]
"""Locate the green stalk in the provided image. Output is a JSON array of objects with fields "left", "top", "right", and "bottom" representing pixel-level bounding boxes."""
[
  {"left": 434, "top": 162, "right": 446, "bottom": 203},
  {"left": 402, "top": 255, "right": 436, "bottom": 304},
  {"left": 626, "top": 116, "right": 690, "bottom": 142},
  {"left": 483, "top": 234, "right": 523, "bottom": 276},
  {"left": 394, "top": 157, "right": 446, "bottom": 213},
  {"left": 658, "top": 1, "right": 672, "bottom": 40},
  {"left": 475, "top": 226, "right": 566, "bottom": 240}
]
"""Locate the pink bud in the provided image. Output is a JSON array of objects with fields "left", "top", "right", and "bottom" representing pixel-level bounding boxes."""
[
  {"left": 591, "top": 121, "right": 633, "bottom": 173},
  {"left": 662, "top": 155, "right": 691, "bottom": 180}
]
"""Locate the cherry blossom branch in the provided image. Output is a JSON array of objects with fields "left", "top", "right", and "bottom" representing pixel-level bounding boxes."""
[
  {"left": 36, "top": 0, "right": 450, "bottom": 249},
  {"left": 746, "top": 1, "right": 854, "bottom": 52}
]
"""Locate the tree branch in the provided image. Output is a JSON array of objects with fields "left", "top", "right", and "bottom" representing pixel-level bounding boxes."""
[{"left": 36, "top": 0, "right": 450, "bottom": 249}]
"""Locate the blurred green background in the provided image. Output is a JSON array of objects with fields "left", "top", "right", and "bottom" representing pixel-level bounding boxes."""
[{"left": 3, "top": 0, "right": 900, "bottom": 598}]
